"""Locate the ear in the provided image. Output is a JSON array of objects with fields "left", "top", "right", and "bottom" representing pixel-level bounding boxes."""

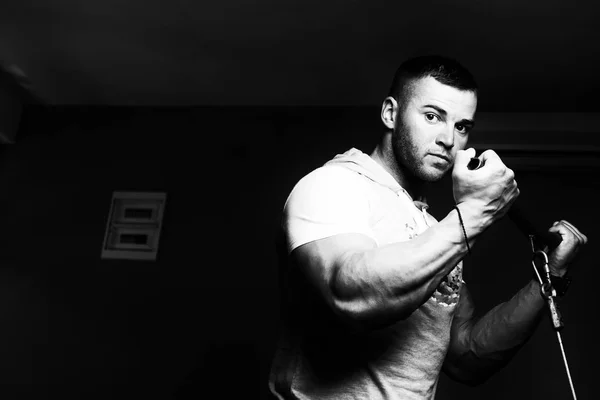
[{"left": 381, "top": 96, "right": 398, "bottom": 130}]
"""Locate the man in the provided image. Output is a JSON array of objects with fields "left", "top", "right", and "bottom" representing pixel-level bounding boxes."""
[{"left": 269, "top": 56, "right": 587, "bottom": 399}]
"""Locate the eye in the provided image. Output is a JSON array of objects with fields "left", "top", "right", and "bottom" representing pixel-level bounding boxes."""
[
  {"left": 455, "top": 124, "right": 469, "bottom": 135},
  {"left": 425, "top": 113, "right": 439, "bottom": 123}
]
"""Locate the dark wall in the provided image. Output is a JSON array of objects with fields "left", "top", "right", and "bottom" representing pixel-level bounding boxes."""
[{"left": 0, "top": 106, "right": 596, "bottom": 399}]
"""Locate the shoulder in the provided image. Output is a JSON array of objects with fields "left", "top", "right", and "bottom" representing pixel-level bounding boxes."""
[
  {"left": 294, "top": 165, "right": 366, "bottom": 191},
  {"left": 283, "top": 166, "right": 373, "bottom": 253},
  {"left": 286, "top": 165, "right": 368, "bottom": 208}
]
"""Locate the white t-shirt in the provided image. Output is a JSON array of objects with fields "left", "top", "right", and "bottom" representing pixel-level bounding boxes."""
[{"left": 270, "top": 148, "right": 463, "bottom": 400}]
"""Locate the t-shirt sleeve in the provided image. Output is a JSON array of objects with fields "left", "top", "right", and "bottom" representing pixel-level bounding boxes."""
[{"left": 282, "top": 165, "right": 373, "bottom": 254}]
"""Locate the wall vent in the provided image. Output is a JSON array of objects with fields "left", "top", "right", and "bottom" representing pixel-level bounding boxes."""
[{"left": 101, "top": 191, "right": 167, "bottom": 261}]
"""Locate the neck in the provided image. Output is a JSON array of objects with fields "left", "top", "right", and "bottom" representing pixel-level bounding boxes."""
[{"left": 370, "top": 133, "right": 427, "bottom": 200}]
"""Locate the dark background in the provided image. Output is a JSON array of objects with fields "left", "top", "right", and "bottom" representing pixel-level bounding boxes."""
[
  {"left": 1, "top": 1, "right": 600, "bottom": 112},
  {"left": 1, "top": 0, "right": 599, "bottom": 398},
  {"left": 0, "top": 105, "right": 597, "bottom": 399}
]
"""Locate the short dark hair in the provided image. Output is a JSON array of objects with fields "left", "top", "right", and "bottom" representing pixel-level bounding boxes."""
[{"left": 388, "top": 55, "right": 478, "bottom": 109}]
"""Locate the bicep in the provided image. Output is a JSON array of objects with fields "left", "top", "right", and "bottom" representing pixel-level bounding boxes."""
[
  {"left": 283, "top": 166, "right": 375, "bottom": 301},
  {"left": 291, "top": 233, "right": 377, "bottom": 308}
]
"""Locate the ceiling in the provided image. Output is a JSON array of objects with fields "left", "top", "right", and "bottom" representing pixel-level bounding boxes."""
[{"left": 2, "top": 0, "right": 600, "bottom": 111}]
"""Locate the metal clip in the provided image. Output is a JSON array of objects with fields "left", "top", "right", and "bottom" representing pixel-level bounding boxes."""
[
  {"left": 532, "top": 250, "right": 557, "bottom": 299},
  {"left": 529, "top": 237, "right": 564, "bottom": 331},
  {"left": 528, "top": 239, "right": 575, "bottom": 397}
]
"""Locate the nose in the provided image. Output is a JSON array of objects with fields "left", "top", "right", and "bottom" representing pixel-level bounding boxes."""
[{"left": 435, "top": 126, "right": 454, "bottom": 149}]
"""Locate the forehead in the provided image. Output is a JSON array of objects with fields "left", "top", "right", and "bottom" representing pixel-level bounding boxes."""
[{"left": 407, "top": 76, "right": 477, "bottom": 118}]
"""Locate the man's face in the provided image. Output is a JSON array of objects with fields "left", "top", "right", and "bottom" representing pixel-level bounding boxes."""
[{"left": 392, "top": 76, "right": 477, "bottom": 182}]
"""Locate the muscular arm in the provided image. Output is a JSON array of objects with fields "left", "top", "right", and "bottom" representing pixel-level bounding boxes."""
[
  {"left": 442, "top": 219, "right": 587, "bottom": 386},
  {"left": 287, "top": 149, "right": 513, "bottom": 331},
  {"left": 442, "top": 281, "right": 545, "bottom": 386},
  {"left": 291, "top": 203, "right": 482, "bottom": 331}
]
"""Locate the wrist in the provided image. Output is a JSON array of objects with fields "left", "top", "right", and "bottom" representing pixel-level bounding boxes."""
[
  {"left": 454, "top": 205, "right": 471, "bottom": 256},
  {"left": 455, "top": 201, "right": 490, "bottom": 236},
  {"left": 549, "top": 262, "right": 568, "bottom": 278},
  {"left": 532, "top": 271, "right": 571, "bottom": 298}
]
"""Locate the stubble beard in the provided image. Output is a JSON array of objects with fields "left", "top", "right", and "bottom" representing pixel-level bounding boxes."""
[{"left": 392, "top": 117, "right": 448, "bottom": 184}]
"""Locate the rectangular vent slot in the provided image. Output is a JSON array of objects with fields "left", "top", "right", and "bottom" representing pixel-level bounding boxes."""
[{"left": 101, "top": 191, "right": 167, "bottom": 261}]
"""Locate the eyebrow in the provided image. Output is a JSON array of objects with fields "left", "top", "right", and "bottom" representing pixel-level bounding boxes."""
[{"left": 423, "top": 104, "right": 475, "bottom": 127}]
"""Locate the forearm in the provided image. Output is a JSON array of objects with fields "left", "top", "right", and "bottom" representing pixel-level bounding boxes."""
[
  {"left": 331, "top": 205, "right": 485, "bottom": 327},
  {"left": 454, "top": 280, "right": 546, "bottom": 383}
]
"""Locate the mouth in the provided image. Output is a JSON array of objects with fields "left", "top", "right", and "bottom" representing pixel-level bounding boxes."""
[{"left": 430, "top": 153, "right": 451, "bottom": 163}]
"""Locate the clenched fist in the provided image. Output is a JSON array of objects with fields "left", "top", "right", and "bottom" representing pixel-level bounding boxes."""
[
  {"left": 452, "top": 148, "right": 520, "bottom": 227},
  {"left": 546, "top": 220, "right": 588, "bottom": 277}
]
